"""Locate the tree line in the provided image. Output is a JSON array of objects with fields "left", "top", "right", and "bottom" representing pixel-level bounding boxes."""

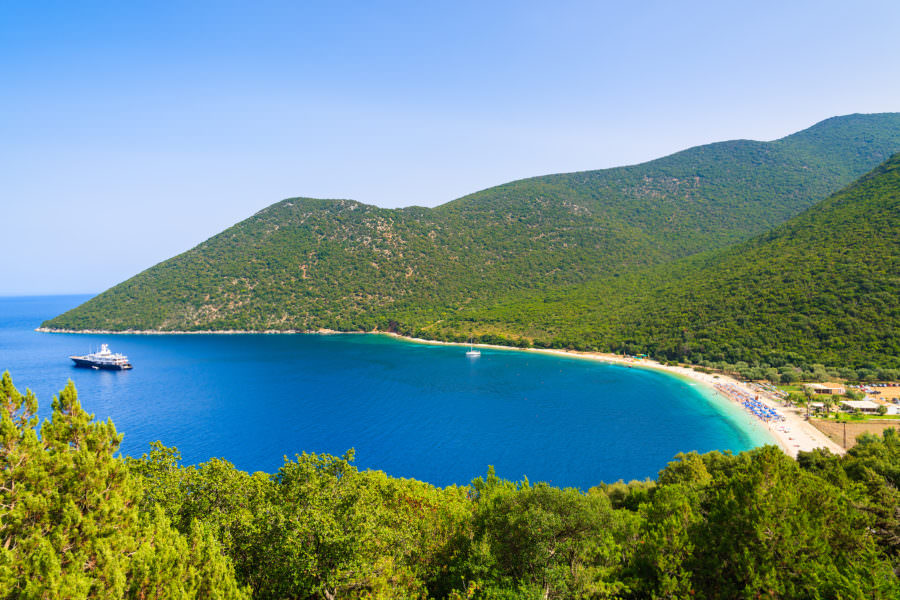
[{"left": 2, "top": 372, "right": 899, "bottom": 598}]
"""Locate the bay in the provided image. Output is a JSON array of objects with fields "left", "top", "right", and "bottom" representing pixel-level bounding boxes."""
[{"left": 0, "top": 294, "right": 773, "bottom": 488}]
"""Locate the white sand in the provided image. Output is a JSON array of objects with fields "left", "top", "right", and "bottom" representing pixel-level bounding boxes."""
[{"left": 650, "top": 362, "right": 845, "bottom": 457}]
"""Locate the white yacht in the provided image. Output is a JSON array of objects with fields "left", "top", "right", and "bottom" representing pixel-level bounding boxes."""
[{"left": 70, "top": 344, "right": 133, "bottom": 370}]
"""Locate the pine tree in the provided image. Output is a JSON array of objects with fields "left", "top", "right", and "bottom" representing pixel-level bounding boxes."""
[{"left": 0, "top": 372, "right": 249, "bottom": 599}]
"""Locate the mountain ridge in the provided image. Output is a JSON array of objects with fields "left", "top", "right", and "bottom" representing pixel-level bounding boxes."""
[{"left": 42, "top": 113, "right": 900, "bottom": 371}]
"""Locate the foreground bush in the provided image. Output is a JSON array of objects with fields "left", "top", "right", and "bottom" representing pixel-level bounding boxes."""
[
  {"left": 0, "top": 372, "right": 247, "bottom": 599},
  {"left": 3, "top": 372, "right": 899, "bottom": 598}
]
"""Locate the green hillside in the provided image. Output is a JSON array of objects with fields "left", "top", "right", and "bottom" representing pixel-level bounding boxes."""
[
  {"left": 626, "top": 151, "right": 900, "bottom": 371},
  {"left": 446, "top": 152, "right": 900, "bottom": 374},
  {"left": 43, "top": 113, "right": 900, "bottom": 337}
]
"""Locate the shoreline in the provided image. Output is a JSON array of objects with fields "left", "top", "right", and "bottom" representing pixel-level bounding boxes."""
[
  {"left": 381, "top": 334, "right": 846, "bottom": 458},
  {"left": 36, "top": 326, "right": 336, "bottom": 334},
  {"left": 530, "top": 348, "right": 845, "bottom": 458},
  {"left": 37, "top": 326, "right": 844, "bottom": 457}
]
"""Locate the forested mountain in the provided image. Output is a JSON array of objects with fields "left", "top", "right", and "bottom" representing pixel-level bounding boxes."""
[
  {"left": 3, "top": 373, "right": 900, "bottom": 598},
  {"left": 456, "top": 152, "right": 900, "bottom": 372},
  {"left": 43, "top": 113, "right": 900, "bottom": 371},
  {"left": 615, "top": 151, "right": 900, "bottom": 369}
]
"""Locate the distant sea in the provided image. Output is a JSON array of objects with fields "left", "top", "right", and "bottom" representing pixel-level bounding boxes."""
[{"left": 0, "top": 295, "right": 775, "bottom": 488}]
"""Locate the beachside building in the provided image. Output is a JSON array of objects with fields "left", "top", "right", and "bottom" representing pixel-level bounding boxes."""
[
  {"left": 806, "top": 382, "right": 846, "bottom": 395},
  {"left": 840, "top": 399, "right": 880, "bottom": 414}
]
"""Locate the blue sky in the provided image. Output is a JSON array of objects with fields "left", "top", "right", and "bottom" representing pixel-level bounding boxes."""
[{"left": 2, "top": 0, "right": 899, "bottom": 295}]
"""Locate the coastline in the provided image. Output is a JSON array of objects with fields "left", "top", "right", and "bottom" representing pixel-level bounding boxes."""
[
  {"left": 36, "top": 327, "right": 329, "bottom": 334},
  {"left": 377, "top": 333, "right": 845, "bottom": 458},
  {"left": 534, "top": 350, "right": 845, "bottom": 458},
  {"left": 529, "top": 348, "right": 844, "bottom": 458},
  {"left": 37, "top": 326, "right": 844, "bottom": 457}
]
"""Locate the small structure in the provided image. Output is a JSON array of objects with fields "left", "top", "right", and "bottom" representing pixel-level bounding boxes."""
[
  {"left": 806, "top": 382, "right": 846, "bottom": 395},
  {"left": 840, "top": 399, "right": 880, "bottom": 414}
]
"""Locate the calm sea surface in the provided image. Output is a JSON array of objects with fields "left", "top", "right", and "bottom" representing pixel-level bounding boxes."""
[{"left": 0, "top": 295, "right": 774, "bottom": 488}]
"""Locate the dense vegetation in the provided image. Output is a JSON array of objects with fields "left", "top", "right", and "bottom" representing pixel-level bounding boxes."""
[
  {"left": 4, "top": 373, "right": 900, "bottom": 598},
  {"left": 0, "top": 373, "right": 247, "bottom": 598},
  {"left": 443, "top": 152, "right": 900, "bottom": 374},
  {"left": 44, "top": 114, "right": 900, "bottom": 323}
]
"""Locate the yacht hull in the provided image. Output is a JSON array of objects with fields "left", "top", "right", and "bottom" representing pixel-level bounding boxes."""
[{"left": 70, "top": 357, "right": 132, "bottom": 370}]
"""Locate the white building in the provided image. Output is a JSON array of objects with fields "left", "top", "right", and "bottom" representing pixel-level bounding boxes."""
[{"left": 840, "top": 399, "right": 881, "bottom": 414}]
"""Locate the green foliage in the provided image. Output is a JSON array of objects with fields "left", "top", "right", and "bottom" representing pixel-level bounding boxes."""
[
  {"left": 42, "top": 115, "right": 900, "bottom": 376},
  {"left": 0, "top": 372, "right": 248, "bottom": 599},
  {"left": 687, "top": 446, "right": 887, "bottom": 598},
  {"left": 5, "top": 374, "right": 900, "bottom": 597},
  {"left": 267, "top": 450, "right": 401, "bottom": 599},
  {"left": 467, "top": 476, "right": 627, "bottom": 599},
  {"left": 466, "top": 150, "right": 900, "bottom": 371},
  {"left": 128, "top": 443, "right": 472, "bottom": 599}
]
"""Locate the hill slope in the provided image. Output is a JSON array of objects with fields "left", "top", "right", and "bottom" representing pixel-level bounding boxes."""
[
  {"left": 44, "top": 113, "right": 900, "bottom": 342},
  {"left": 450, "top": 153, "right": 900, "bottom": 371},
  {"left": 630, "top": 151, "right": 900, "bottom": 370}
]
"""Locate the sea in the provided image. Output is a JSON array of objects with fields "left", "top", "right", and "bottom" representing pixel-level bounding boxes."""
[{"left": 0, "top": 295, "right": 775, "bottom": 489}]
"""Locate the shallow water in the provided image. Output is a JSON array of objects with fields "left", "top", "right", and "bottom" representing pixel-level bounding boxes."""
[{"left": 0, "top": 295, "right": 773, "bottom": 488}]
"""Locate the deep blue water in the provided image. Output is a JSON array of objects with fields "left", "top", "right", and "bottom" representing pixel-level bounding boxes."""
[{"left": 0, "top": 295, "right": 772, "bottom": 488}]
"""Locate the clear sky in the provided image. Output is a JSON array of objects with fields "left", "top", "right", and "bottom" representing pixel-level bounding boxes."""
[{"left": 3, "top": 0, "right": 899, "bottom": 295}]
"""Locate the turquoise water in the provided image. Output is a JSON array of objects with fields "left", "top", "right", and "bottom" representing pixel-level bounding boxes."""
[{"left": 0, "top": 295, "right": 773, "bottom": 488}]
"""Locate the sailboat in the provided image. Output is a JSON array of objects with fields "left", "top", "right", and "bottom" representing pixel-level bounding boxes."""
[{"left": 466, "top": 338, "right": 481, "bottom": 357}]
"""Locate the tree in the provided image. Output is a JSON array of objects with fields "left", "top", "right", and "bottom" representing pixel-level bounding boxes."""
[
  {"left": 780, "top": 370, "right": 799, "bottom": 384},
  {"left": 127, "top": 445, "right": 278, "bottom": 595},
  {"left": 262, "top": 450, "right": 421, "bottom": 600},
  {"left": 469, "top": 474, "right": 626, "bottom": 599},
  {"left": 0, "top": 372, "right": 248, "bottom": 599},
  {"left": 688, "top": 445, "right": 897, "bottom": 598},
  {"left": 657, "top": 452, "right": 712, "bottom": 487},
  {"left": 844, "top": 388, "right": 865, "bottom": 401},
  {"left": 630, "top": 483, "right": 701, "bottom": 598}
]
